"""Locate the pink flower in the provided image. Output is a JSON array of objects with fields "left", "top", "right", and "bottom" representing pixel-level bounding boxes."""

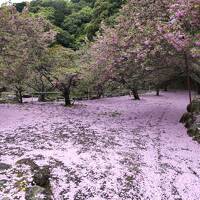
[
  {"left": 195, "top": 41, "right": 200, "bottom": 47},
  {"left": 175, "top": 10, "right": 185, "bottom": 18},
  {"left": 144, "top": 40, "right": 150, "bottom": 46}
]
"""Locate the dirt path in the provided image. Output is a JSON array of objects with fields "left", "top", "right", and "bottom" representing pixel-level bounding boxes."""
[{"left": 0, "top": 92, "right": 200, "bottom": 200}]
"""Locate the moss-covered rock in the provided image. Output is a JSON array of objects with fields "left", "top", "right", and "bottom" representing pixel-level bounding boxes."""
[
  {"left": 16, "top": 159, "right": 52, "bottom": 198},
  {"left": 187, "top": 124, "right": 199, "bottom": 137},
  {"left": 187, "top": 100, "right": 200, "bottom": 113},
  {"left": 180, "top": 112, "right": 193, "bottom": 123},
  {"left": 185, "top": 117, "right": 195, "bottom": 129},
  {"left": 182, "top": 98, "right": 200, "bottom": 143}
]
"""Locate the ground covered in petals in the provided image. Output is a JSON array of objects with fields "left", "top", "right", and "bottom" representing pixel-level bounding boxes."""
[{"left": 0, "top": 92, "right": 200, "bottom": 200}]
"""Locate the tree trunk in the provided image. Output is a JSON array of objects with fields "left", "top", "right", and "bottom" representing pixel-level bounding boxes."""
[
  {"left": 185, "top": 53, "right": 192, "bottom": 103},
  {"left": 63, "top": 88, "right": 71, "bottom": 106},
  {"left": 38, "top": 81, "right": 46, "bottom": 102},
  {"left": 0, "top": 87, "right": 6, "bottom": 97},
  {"left": 97, "top": 89, "right": 103, "bottom": 99},
  {"left": 96, "top": 85, "right": 104, "bottom": 99},
  {"left": 131, "top": 88, "right": 140, "bottom": 100},
  {"left": 38, "top": 93, "right": 46, "bottom": 102},
  {"left": 156, "top": 88, "right": 160, "bottom": 96},
  {"left": 163, "top": 85, "right": 168, "bottom": 91},
  {"left": 197, "top": 83, "right": 200, "bottom": 95},
  {"left": 16, "top": 89, "right": 23, "bottom": 104}
]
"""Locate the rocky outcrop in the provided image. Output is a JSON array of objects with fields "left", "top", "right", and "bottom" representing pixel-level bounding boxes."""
[
  {"left": 180, "top": 98, "right": 200, "bottom": 143},
  {"left": 16, "top": 158, "right": 52, "bottom": 200}
]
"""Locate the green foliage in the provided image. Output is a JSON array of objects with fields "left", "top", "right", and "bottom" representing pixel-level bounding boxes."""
[
  {"left": 56, "top": 30, "right": 74, "bottom": 48},
  {"left": 14, "top": 2, "right": 27, "bottom": 12},
  {"left": 17, "top": 0, "right": 125, "bottom": 49},
  {"left": 32, "top": 7, "right": 56, "bottom": 22}
]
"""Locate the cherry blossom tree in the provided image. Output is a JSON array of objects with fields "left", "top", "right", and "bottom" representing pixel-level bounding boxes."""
[
  {"left": 90, "top": 0, "right": 199, "bottom": 101},
  {"left": 36, "top": 45, "right": 79, "bottom": 106},
  {"left": 0, "top": 5, "right": 55, "bottom": 103},
  {"left": 160, "top": 0, "right": 200, "bottom": 102},
  {"left": 90, "top": 0, "right": 178, "bottom": 100}
]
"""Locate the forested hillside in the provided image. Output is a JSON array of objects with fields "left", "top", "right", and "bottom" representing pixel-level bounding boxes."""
[{"left": 15, "top": 0, "right": 125, "bottom": 49}]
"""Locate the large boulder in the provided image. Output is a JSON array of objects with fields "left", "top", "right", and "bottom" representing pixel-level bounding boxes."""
[{"left": 33, "top": 166, "right": 50, "bottom": 188}]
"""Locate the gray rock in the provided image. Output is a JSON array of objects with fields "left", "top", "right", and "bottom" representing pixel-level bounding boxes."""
[
  {"left": 0, "top": 163, "right": 11, "bottom": 171},
  {"left": 16, "top": 158, "right": 39, "bottom": 171},
  {"left": 0, "top": 179, "right": 8, "bottom": 189},
  {"left": 33, "top": 166, "right": 50, "bottom": 187},
  {"left": 25, "top": 185, "right": 51, "bottom": 200}
]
